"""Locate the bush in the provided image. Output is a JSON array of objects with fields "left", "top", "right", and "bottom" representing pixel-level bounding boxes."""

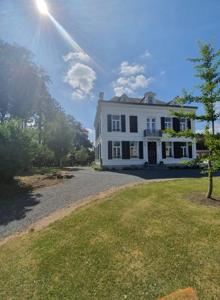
[
  {"left": 33, "top": 144, "right": 55, "bottom": 167},
  {"left": 0, "top": 120, "right": 38, "bottom": 181}
]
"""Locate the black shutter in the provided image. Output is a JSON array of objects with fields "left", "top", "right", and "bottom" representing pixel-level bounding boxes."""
[
  {"left": 108, "top": 141, "right": 112, "bottom": 159},
  {"left": 174, "top": 142, "right": 181, "bottom": 158},
  {"left": 121, "top": 115, "right": 126, "bottom": 132},
  {"left": 139, "top": 141, "right": 143, "bottom": 159},
  {"left": 188, "top": 143, "right": 192, "bottom": 158},
  {"left": 162, "top": 142, "right": 166, "bottom": 159},
  {"left": 161, "top": 117, "right": 165, "bottom": 130},
  {"left": 187, "top": 119, "right": 191, "bottom": 129},
  {"left": 122, "top": 141, "right": 130, "bottom": 159},
  {"left": 107, "top": 115, "right": 112, "bottom": 132},
  {"left": 173, "top": 118, "right": 180, "bottom": 132},
  {"left": 129, "top": 116, "right": 138, "bottom": 132}
]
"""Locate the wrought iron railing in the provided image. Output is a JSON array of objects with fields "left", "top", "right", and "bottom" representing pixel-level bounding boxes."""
[{"left": 144, "top": 129, "right": 162, "bottom": 137}]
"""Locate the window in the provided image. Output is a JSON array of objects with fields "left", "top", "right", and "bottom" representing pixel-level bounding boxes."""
[
  {"left": 146, "top": 118, "right": 156, "bottom": 131},
  {"left": 165, "top": 142, "right": 173, "bottom": 157},
  {"left": 112, "top": 141, "right": 121, "bottom": 158},
  {"left": 112, "top": 115, "right": 120, "bottom": 131},
  {"left": 180, "top": 118, "right": 186, "bottom": 131},
  {"left": 130, "top": 142, "right": 138, "bottom": 158},
  {"left": 181, "top": 143, "right": 187, "bottom": 157},
  {"left": 164, "top": 117, "right": 172, "bottom": 129}
]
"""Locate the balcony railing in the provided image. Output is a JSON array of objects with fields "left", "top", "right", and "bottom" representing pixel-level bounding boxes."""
[{"left": 144, "top": 129, "right": 162, "bottom": 137}]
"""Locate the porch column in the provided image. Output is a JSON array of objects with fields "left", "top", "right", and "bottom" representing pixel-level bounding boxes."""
[
  {"left": 192, "top": 140, "right": 197, "bottom": 159},
  {"left": 157, "top": 141, "right": 162, "bottom": 163}
]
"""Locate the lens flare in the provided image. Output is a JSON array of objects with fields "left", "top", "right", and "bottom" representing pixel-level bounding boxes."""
[{"left": 36, "top": 0, "right": 49, "bottom": 15}]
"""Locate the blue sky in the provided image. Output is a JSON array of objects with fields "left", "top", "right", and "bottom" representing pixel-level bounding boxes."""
[{"left": 1, "top": 0, "right": 220, "bottom": 140}]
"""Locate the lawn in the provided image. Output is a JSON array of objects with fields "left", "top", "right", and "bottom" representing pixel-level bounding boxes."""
[{"left": 1, "top": 178, "right": 220, "bottom": 299}]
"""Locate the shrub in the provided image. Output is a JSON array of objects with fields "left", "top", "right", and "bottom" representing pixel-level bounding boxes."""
[{"left": 0, "top": 119, "right": 38, "bottom": 181}]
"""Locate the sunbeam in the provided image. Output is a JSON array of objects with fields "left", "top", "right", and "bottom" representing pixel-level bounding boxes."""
[
  {"left": 35, "top": 0, "right": 104, "bottom": 72},
  {"left": 48, "top": 14, "right": 85, "bottom": 54}
]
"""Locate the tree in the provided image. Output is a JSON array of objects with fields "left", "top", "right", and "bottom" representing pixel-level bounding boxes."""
[
  {"left": 0, "top": 40, "right": 52, "bottom": 127},
  {"left": 167, "top": 42, "right": 220, "bottom": 199},
  {"left": 44, "top": 111, "right": 74, "bottom": 167},
  {"left": 0, "top": 119, "right": 38, "bottom": 181}
]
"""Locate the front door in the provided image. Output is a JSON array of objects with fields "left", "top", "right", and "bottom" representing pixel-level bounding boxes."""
[{"left": 148, "top": 142, "right": 157, "bottom": 164}]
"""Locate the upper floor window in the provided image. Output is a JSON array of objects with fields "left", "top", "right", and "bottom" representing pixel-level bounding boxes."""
[
  {"left": 112, "top": 115, "right": 121, "bottom": 131},
  {"left": 130, "top": 142, "right": 138, "bottom": 158},
  {"left": 146, "top": 118, "right": 156, "bottom": 131},
  {"left": 165, "top": 117, "right": 172, "bottom": 129},
  {"left": 112, "top": 141, "right": 121, "bottom": 158},
  {"left": 180, "top": 118, "right": 186, "bottom": 131}
]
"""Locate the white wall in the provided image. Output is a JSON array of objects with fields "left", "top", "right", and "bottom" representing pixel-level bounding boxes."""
[{"left": 95, "top": 101, "right": 196, "bottom": 167}]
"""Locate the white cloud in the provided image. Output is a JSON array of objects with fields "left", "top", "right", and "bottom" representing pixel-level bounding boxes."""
[
  {"left": 113, "top": 74, "right": 153, "bottom": 96},
  {"left": 86, "top": 128, "right": 95, "bottom": 143},
  {"left": 113, "top": 60, "right": 153, "bottom": 96},
  {"left": 141, "top": 50, "right": 152, "bottom": 58},
  {"left": 64, "top": 63, "right": 96, "bottom": 99},
  {"left": 160, "top": 70, "right": 166, "bottom": 76},
  {"left": 63, "top": 51, "right": 91, "bottom": 64},
  {"left": 119, "top": 61, "right": 145, "bottom": 76}
]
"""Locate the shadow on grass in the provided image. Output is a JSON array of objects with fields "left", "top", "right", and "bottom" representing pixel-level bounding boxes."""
[
  {"left": 108, "top": 167, "right": 209, "bottom": 180},
  {"left": 0, "top": 179, "right": 41, "bottom": 226}
]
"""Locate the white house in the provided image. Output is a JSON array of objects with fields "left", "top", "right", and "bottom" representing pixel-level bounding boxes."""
[{"left": 94, "top": 92, "right": 197, "bottom": 169}]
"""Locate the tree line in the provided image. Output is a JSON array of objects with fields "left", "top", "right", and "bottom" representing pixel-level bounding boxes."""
[{"left": 0, "top": 40, "right": 94, "bottom": 181}]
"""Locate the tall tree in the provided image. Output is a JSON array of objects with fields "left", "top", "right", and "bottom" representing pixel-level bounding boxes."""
[
  {"left": 167, "top": 42, "right": 220, "bottom": 199},
  {"left": 44, "top": 111, "right": 74, "bottom": 167},
  {"left": 0, "top": 40, "right": 51, "bottom": 126}
]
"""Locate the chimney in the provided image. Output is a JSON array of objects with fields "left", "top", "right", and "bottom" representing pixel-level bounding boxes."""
[{"left": 99, "top": 92, "right": 104, "bottom": 101}]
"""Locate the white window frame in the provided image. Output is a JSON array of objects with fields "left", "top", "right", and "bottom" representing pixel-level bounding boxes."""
[
  {"left": 112, "top": 141, "right": 121, "bottom": 159},
  {"left": 181, "top": 143, "right": 188, "bottom": 157},
  {"left": 165, "top": 117, "right": 172, "bottom": 129},
  {"left": 130, "top": 141, "right": 139, "bottom": 159},
  {"left": 146, "top": 117, "right": 156, "bottom": 131},
  {"left": 112, "top": 115, "right": 121, "bottom": 132},
  {"left": 180, "top": 118, "right": 186, "bottom": 131},
  {"left": 165, "top": 142, "right": 173, "bottom": 157}
]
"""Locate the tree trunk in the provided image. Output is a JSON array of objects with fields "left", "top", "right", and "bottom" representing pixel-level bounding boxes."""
[
  {"left": 206, "top": 117, "right": 215, "bottom": 199},
  {"left": 206, "top": 161, "right": 213, "bottom": 199},
  {"left": 59, "top": 157, "right": 63, "bottom": 168}
]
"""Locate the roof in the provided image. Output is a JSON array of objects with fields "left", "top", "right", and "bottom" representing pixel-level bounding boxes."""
[
  {"left": 105, "top": 93, "right": 197, "bottom": 109},
  {"left": 94, "top": 92, "right": 197, "bottom": 126}
]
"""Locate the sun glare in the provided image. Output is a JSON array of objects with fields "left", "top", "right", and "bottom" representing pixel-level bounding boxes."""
[{"left": 36, "top": 0, "right": 49, "bottom": 15}]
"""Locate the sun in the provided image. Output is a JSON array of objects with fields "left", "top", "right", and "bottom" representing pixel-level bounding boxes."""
[{"left": 36, "top": 0, "right": 49, "bottom": 15}]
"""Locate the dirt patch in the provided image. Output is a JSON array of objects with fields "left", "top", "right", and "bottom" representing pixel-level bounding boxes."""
[
  {"left": 18, "top": 175, "right": 63, "bottom": 190},
  {"left": 158, "top": 287, "right": 198, "bottom": 299},
  {"left": 188, "top": 193, "right": 220, "bottom": 207}
]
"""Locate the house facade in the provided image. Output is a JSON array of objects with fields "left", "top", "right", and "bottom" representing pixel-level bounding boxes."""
[{"left": 94, "top": 92, "right": 197, "bottom": 169}]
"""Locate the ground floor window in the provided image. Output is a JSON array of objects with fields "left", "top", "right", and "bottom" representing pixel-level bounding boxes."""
[
  {"left": 112, "top": 141, "right": 121, "bottom": 158},
  {"left": 165, "top": 142, "right": 173, "bottom": 157},
  {"left": 130, "top": 141, "right": 138, "bottom": 158},
  {"left": 181, "top": 143, "right": 187, "bottom": 157},
  {"left": 163, "top": 141, "right": 192, "bottom": 159}
]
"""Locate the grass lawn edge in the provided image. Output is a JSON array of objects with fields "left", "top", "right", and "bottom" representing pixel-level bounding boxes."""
[{"left": 0, "top": 179, "right": 173, "bottom": 248}]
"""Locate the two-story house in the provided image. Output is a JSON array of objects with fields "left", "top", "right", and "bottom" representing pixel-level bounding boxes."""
[{"left": 94, "top": 92, "right": 197, "bottom": 169}]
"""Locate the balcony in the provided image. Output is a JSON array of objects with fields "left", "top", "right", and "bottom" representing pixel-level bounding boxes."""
[{"left": 144, "top": 129, "right": 162, "bottom": 138}]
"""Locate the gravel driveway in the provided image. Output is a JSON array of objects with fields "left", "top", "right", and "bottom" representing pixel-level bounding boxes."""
[{"left": 0, "top": 167, "right": 202, "bottom": 240}]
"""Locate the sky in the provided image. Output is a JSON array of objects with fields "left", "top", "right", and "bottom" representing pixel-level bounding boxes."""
[{"left": 1, "top": 0, "right": 220, "bottom": 141}]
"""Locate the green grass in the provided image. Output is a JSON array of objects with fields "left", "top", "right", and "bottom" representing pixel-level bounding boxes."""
[{"left": 1, "top": 178, "right": 220, "bottom": 299}]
